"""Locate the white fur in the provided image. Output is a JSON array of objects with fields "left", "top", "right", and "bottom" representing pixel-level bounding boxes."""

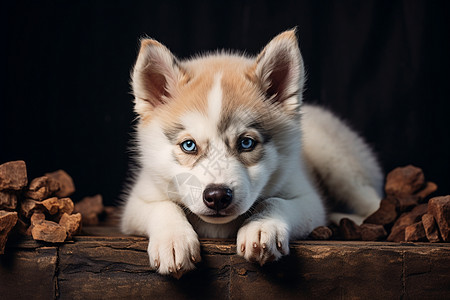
[
  {"left": 207, "top": 73, "right": 223, "bottom": 127},
  {"left": 121, "top": 30, "right": 383, "bottom": 277}
]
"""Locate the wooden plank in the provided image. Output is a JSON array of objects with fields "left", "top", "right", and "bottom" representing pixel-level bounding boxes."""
[
  {"left": 57, "top": 237, "right": 450, "bottom": 299},
  {"left": 404, "top": 247, "right": 450, "bottom": 299},
  {"left": 58, "top": 237, "right": 233, "bottom": 300},
  {"left": 229, "top": 242, "right": 406, "bottom": 299},
  {"left": 0, "top": 238, "right": 57, "bottom": 300},
  {"left": 1, "top": 232, "right": 449, "bottom": 299}
]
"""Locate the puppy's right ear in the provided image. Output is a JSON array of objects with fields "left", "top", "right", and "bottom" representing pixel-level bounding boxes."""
[{"left": 131, "top": 39, "right": 185, "bottom": 115}]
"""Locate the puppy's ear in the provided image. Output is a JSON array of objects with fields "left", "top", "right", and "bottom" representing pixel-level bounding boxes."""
[
  {"left": 131, "top": 39, "right": 186, "bottom": 115},
  {"left": 252, "top": 29, "right": 305, "bottom": 112}
]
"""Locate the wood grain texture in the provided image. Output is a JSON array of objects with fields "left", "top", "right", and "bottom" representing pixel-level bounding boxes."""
[
  {"left": 0, "top": 240, "right": 57, "bottom": 300},
  {"left": 1, "top": 233, "right": 449, "bottom": 299}
]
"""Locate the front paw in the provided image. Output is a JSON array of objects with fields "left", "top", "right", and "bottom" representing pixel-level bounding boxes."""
[
  {"left": 236, "top": 218, "right": 290, "bottom": 266},
  {"left": 148, "top": 227, "right": 201, "bottom": 278}
]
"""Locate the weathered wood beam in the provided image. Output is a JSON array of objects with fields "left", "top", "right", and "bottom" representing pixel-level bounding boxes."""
[{"left": 1, "top": 235, "right": 449, "bottom": 299}]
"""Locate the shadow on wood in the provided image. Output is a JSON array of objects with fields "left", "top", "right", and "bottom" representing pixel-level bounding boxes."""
[{"left": 1, "top": 229, "right": 449, "bottom": 299}]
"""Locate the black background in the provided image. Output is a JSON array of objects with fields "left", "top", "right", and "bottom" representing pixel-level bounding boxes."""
[{"left": 1, "top": 1, "right": 449, "bottom": 205}]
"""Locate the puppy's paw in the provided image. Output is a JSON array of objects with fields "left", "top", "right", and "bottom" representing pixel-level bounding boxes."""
[
  {"left": 236, "top": 218, "right": 290, "bottom": 266},
  {"left": 147, "top": 227, "right": 201, "bottom": 278}
]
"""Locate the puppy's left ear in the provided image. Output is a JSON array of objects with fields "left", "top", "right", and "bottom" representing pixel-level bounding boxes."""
[
  {"left": 252, "top": 29, "right": 305, "bottom": 112},
  {"left": 131, "top": 38, "right": 187, "bottom": 115}
]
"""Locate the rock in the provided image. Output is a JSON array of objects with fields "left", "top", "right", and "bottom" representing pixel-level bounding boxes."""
[
  {"left": 387, "top": 204, "right": 428, "bottom": 242},
  {"left": 386, "top": 195, "right": 420, "bottom": 213},
  {"left": 385, "top": 165, "right": 425, "bottom": 197},
  {"left": 415, "top": 182, "right": 438, "bottom": 201},
  {"left": 339, "top": 218, "right": 361, "bottom": 240},
  {"left": 360, "top": 223, "right": 387, "bottom": 241},
  {"left": 0, "top": 160, "right": 28, "bottom": 191},
  {"left": 31, "top": 220, "right": 66, "bottom": 243},
  {"left": 422, "top": 213, "right": 441, "bottom": 243},
  {"left": 20, "top": 199, "right": 42, "bottom": 218},
  {"left": 327, "top": 223, "right": 341, "bottom": 240},
  {"left": 30, "top": 211, "right": 45, "bottom": 225},
  {"left": 58, "top": 198, "right": 75, "bottom": 215},
  {"left": 26, "top": 211, "right": 46, "bottom": 235},
  {"left": 40, "top": 197, "right": 60, "bottom": 215},
  {"left": 25, "top": 176, "right": 59, "bottom": 201},
  {"left": 405, "top": 221, "right": 427, "bottom": 242},
  {"left": 428, "top": 196, "right": 450, "bottom": 242},
  {"left": 309, "top": 226, "right": 333, "bottom": 240},
  {"left": 40, "top": 197, "right": 74, "bottom": 217},
  {"left": 74, "top": 194, "right": 104, "bottom": 226},
  {"left": 45, "top": 170, "right": 75, "bottom": 197},
  {"left": 59, "top": 213, "right": 82, "bottom": 239},
  {"left": 363, "top": 198, "right": 397, "bottom": 226},
  {"left": 0, "top": 191, "right": 18, "bottom": 210},
  {"left": 0, "top": 211, "right": 18, "bottom": 254},
  {"left": 102, "top": 206, "right": 120, "bottom": 226}
]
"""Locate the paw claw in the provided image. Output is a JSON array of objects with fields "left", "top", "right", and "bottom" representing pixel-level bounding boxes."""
[
  {"left": 277, "top": 241, "right": 282, "bottom": 249},
  {"left": 236, "top": 219, "right": 289, "bottom": 265},
  {"left": 147, "top": 228, "right": 201, "bottom": 277}
]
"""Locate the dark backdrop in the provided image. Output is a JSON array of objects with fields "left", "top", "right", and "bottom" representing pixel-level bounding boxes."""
[{"left": 1, "top": 1, "right": 449, "bottom": 205}]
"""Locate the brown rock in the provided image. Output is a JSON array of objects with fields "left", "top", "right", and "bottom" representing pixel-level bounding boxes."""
[
  {"left": 428, "top": 196, "right": 450, "bottom": 242},
  {"left": 20, "top": 199, "right": 42, "bottom": 218},
  {"left": 30, "top": 211, "right": 45, "bottom": 225},
  {"left": 25, "top": 176, "right": 60, "bottom": 201},
  {"left": 364, "top": 198, "right": 397, "bottom": 226},
  {"left": 26, "top": 211, "right": 47, "bottom": 235},
  {"left": 45, "top": 170, "right": 75, "bottom": 197},
  {"left": 327, "top": 223, "right": 341, "bottom": 240},
  {"left": 386, "top": 195, "right": 420, "bottom": 213},
  {"left": 405, "top": 221, "right": 427, "bottom": 242},
  {"left": 39, "top": 197, "right": 74, "bottom": 219},
  {"left": 0, "top": 160, "right": 28, "bottom": 190},
  {"left": 339, "top": 218, "right": 361, "bottom": 240},
  {"left": 0, "top": 191, "right": 18, "bottom": 210},
  {"left": 415, "top": 181, "right": 438, "bottom": 201},
  {"left": 387, "top": 204, "right": 428, "bottom": 242},
  {"left": 360, "top": 223, "right": 387, "bottom": 241},
  {"left": 58, "top": 198, "right": 74, "bottom": 215},
  {"left": 103, "top": 206, "right": 120, "bottom": 226},
  {"left": 0, "top": 211, "right": 18, "bottom": 254},
  {"left": 74, "top": 194, "right": 104, "bottom": 226},
  {"left": 422, "top": 213, "right": 441, "bottom": 243},
  {"left": 31, "top": 220, "right": 66, "bottom": 243},
  {"left": 309, "top": 226, "right": 333, "bottom": 240},
  {"left": 59, "top": 213, "right": 82, "bottom": 239},
  {"left": 41, "top": 197, "right": 60, "bottom": 214},
  {"left": 385, "top": 165, "right": 425, "bottom": 197}
]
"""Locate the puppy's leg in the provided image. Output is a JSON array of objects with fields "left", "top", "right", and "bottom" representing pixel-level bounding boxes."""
[
  {"left": 121, "top": 177, "right": 201, "bottom": 277},
  {"left": 236, "top": 185, "right": 326, "bottom": 265},
  {"left": 302, "top": 105, "right": 383, "bottom": 224}
]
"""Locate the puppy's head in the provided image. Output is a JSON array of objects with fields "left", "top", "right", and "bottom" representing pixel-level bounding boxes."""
[{"left": 131, "top": 30, "right": 305, "bottom": 224}]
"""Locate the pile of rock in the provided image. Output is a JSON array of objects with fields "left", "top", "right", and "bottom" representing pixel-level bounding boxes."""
[
  {"left": 0, "top": 161, "right": 82, "bottom": 253},
  {"left": 310, "top": 165, "right": 449, "bottom": 243}
]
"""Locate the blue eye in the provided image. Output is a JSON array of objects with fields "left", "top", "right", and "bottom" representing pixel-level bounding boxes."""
[
  {"left": 239, "top": 137, "right": 256, "bottom": 151},
  {"left": 181, "top": 140, "right": 197, "bottom": 153}
]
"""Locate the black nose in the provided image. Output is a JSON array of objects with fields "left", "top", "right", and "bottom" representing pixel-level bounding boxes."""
[{"left": 203, "top": 185, "right": 233, "bottom": 211}]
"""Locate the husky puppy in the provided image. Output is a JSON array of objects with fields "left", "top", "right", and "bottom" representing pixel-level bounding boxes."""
[{"left": 121, "top": 29, "right": 383, "bottom": 277}]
